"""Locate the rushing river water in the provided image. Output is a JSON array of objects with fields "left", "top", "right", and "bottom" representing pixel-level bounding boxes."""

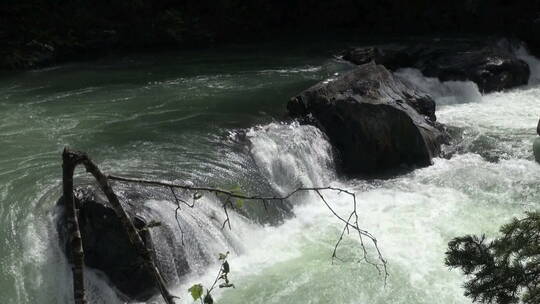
[{"left": 1, "top": 42, "right": 539, "bottom": 304}]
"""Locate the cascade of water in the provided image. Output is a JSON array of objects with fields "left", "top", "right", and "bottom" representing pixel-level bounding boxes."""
[
  {"left": 246, "top": 122, "right": 336, "bottom": 194},
  {"left": 395, "top": 68, "right": 482, "bottom": 106}
]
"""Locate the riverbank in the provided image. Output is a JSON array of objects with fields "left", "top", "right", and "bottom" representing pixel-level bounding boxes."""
[{"left": 2, "top": 1, "right": 539, "bottom": 70}]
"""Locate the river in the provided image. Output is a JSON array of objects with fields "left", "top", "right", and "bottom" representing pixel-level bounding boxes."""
[{"left": 1, "top": 42, "right": 539, "bottom": 304}]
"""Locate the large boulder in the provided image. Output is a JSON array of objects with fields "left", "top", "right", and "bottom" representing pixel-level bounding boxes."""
[
  {"left": 288, "top": 62, "right": 448, "bottom": 176},
  {"left": 343, "top": 39, "right": 530, "bottom": 93}
]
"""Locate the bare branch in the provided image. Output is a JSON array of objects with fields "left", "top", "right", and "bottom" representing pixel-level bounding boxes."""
[
  {"left": 221, "top": 200, "right": 232, "bottom": 230},
  {"left": 332, "top": 212, "right": 354, "bottom": 264},
  {"left": 107, "top": 174, "right": 389, "bottom": 280}
]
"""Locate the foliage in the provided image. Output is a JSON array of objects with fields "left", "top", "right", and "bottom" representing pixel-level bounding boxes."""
[
  {"left": 228, "top": 185, "right": 245, "bottom": 209},
  {"left": 189, "top": 252, "right": 234, "bottom": 304},
  {"left": 188, "top": 284, "right": 204, "bottom": 301},
  {"left": 445, "top": 211, "right": 540, "bottom": 304}
]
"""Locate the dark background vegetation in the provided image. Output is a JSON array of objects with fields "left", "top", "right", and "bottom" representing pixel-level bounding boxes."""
[{"left": 1, "top": 0, "right": 539, "bottom": 69}]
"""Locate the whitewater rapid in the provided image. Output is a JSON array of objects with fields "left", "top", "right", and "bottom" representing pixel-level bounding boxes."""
[
  {"left": 6, "top": 46, "right": 540, "bottom": 304},
  {"left": 174, "top": 50, "right": 540, "bottom": 304}
]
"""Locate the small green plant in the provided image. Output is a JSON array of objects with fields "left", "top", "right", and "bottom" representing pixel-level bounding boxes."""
[{"left": 188, "top": 252, "right": 235, "bottom": 304}]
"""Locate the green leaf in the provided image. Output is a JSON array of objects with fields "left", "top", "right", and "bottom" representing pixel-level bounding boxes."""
[
  {"left": 188, "top": 284, "right": 203, "bottom": 301},
  {"left": 193, "top": 192, "right": 203, "bottom": 200},
  {"left": 229, "top": 185, "right": 242, "bottom": 194},
  {"left": 228, "top": 185, "right": 245, "bottom": 208},
  {"left": 236, "top": 198, "right": 244, "bottom": 208}
]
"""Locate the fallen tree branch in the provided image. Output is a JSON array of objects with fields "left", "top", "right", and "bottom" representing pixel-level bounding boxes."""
[
  {"left": 62, "top": 150, "right": 86, "bottom": 304},
  {"left": 62, "top": 149, "right": 177, "bottom": 304},
  {"left": 107, "top": 174, "right": 389, "bottom": 281}
]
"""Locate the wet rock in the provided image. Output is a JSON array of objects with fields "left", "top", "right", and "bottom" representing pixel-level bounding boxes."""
[
  {"left": 288, "top": 62, "right": 448, "bottom": 176},
  {"left": 534, "top": 137, "right": 540, "bottom": 164},
  {"left": 343, "top": 39, "right": 530, "bottom": 93},
  {"left": 467, "top": 134, "right": 506, "bottom": 163},
  {"left": 57, "top": 185, "right": 190, "bottom": 301}
]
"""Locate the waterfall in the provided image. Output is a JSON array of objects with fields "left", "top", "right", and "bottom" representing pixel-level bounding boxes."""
[{"left": 246, "top": 122, "right": 336, "bottom": 194}]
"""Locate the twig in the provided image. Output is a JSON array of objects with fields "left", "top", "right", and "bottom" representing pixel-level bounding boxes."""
[
  {"left": 221, "top": 200, "right": 232, "bottom": 230},
  {"left": 169, "top": 187, "right": 187, "bottom": 246}
]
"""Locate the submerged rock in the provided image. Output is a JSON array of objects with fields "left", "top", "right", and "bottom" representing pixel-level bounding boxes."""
[
  {"left": 443, "top": 131, "right": 509, "bottom": 163},
  {"left": 288, "top": 62, "right": 448, "bottom": 176},
  {"left": 343, "top": 39, "right": 530, "bottom": 93}
]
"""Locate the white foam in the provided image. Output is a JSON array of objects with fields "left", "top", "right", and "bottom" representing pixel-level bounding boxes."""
[
  {"left": 395, "top": 68, "right": 482, "bottom": 106},
  {"left": 246, "top": 122, "right": 335, "bottom": 194}
]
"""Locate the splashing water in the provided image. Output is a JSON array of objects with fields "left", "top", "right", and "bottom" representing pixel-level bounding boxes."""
[
  {"left": 515, "top": 45, "right": 540, "bottom": 85},
  {"left": 247, "top": 122, "right": 336, "bottom": 194},
  {"left": 395, "top": 68, "right": 482, "bottom": 106}
]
